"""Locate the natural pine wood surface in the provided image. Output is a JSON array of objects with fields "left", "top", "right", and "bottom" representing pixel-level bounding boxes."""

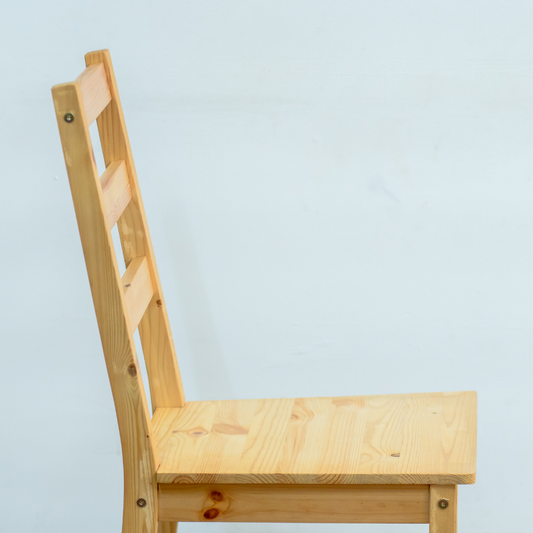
[
  {"left": 75, "top": 62, "right": 111, "bottom": 125},
  {"left": 158, "top": 484, "right": 430, "bottom": 523},
  {"left": 153, "top": 391, "right": 476, "bottom": 485}
]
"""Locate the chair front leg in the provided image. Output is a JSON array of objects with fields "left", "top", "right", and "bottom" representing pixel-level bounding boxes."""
[{"left": 429, "top": 485, "right": 457, "bottom": 533}]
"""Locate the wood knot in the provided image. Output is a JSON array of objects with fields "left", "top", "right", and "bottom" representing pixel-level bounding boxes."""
[
  {"left": 127, "top": 364, "right": 137, "bottom": 376},
  {"left": 189, "top": 428, "right": 208, "bottom": 437},
  {"left": 203, "top": 508, "right": 219, "bottom": 520},
  {"left": 210, "top": 490, "right": 223, "bottom": 502},
  {"left": 390, "top": 453, "right": 400, "bottom": 458},
  {"left": 156, "top": 299, "right": 162, "bottom": 307},
  {"left": 291, "top": 414, "right": 299, "bottom": 420}
]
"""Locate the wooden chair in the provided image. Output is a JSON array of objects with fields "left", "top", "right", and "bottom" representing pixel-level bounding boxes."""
[{"left": 52, "top": 49, "right": 477, "bottom": 533}]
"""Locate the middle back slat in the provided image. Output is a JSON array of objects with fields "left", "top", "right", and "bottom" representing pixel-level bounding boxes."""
[{"left": 100, "top": 160, "right": 132, "bottom": 228}]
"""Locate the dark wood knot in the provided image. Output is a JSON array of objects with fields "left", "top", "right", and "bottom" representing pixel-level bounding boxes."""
[
  {"left": 210, "top": 490, "right": 223, "bottom": 502},
  {"left": 203, "top": 508, "right": 219, "bottom": 520}
]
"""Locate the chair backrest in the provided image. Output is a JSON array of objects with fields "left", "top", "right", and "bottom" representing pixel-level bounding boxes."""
[{"left": 52, "top": 49, "right": 184, "bottom": 530}]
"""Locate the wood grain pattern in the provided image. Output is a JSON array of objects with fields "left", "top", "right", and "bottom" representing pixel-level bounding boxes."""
[
  {"left": 153, "top": 391, "right": 477, "bottom": 485},
  {"left": 52, "top": 82, "right": 158, "bottom": 533},
  {"left": 159, "top": 484, "right": 429, "bottom": 523},
  {"left": 85, "top": 49, "right": 185, "bottom": 410},
  {"left": 430, "top": 485, "right": 457, "bottom": 533},
  {"left": 122, "top": 256, "right": 154, "bottom": 331},
  {"left": 75, "top": 63, "right": 111, "bottom": 125},
  {"left": 100, "top": 160, "right": 131, "bottom": 229}
]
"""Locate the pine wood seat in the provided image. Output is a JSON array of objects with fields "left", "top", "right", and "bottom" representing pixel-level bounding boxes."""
[
  {"left": 153, "top": 391, "right": 477, "bottom": 485},
  {"left": 52, "top": 49, "right": 477, "bottom": 532}
]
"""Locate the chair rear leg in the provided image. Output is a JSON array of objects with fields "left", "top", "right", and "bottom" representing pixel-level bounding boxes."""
[
  {"left": 158, "top": 522, "right": 178, "bottom": 533},
  {"left": 429, "top": 485, "right": 457, "bottom": 533}
]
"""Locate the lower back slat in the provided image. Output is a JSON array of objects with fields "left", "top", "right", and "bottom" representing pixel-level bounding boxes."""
[{"left": 76, "top": 63, "right": 111, "bottom": 125}]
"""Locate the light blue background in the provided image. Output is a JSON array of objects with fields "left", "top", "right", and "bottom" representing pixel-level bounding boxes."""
[{"left": 1, "top": 1, "right": 531, "bottom": 531}]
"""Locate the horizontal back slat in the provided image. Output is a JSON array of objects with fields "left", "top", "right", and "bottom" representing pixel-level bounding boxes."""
[
  {"left": 76, "top": 63, "right": 111, "bottom": 125},
  {"left": 100, "top": 160, "right": 131, "bottom": 228},
  {"left": 122, "top": 256, "right": 154, "bottom": 331}
]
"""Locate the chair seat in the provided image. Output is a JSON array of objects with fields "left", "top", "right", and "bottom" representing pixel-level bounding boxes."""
[{"left": 152, "top": 390, "right": 476, "bottom": 485}]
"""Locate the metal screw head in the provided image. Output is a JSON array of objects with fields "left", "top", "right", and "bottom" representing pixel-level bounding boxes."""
[
  {"left": 136, "top": 498, "right": 147, "bottom": 508},
  {"left": 64, "top": 113, "right": 74, "bottom": 123},
  {"left": 438, "top": 498, "right": 449, "bottom": 509}
]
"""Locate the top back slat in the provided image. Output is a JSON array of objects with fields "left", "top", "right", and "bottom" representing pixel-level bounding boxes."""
[{"left": 76, "top": 63, "right": 111, "bottom": 125}]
